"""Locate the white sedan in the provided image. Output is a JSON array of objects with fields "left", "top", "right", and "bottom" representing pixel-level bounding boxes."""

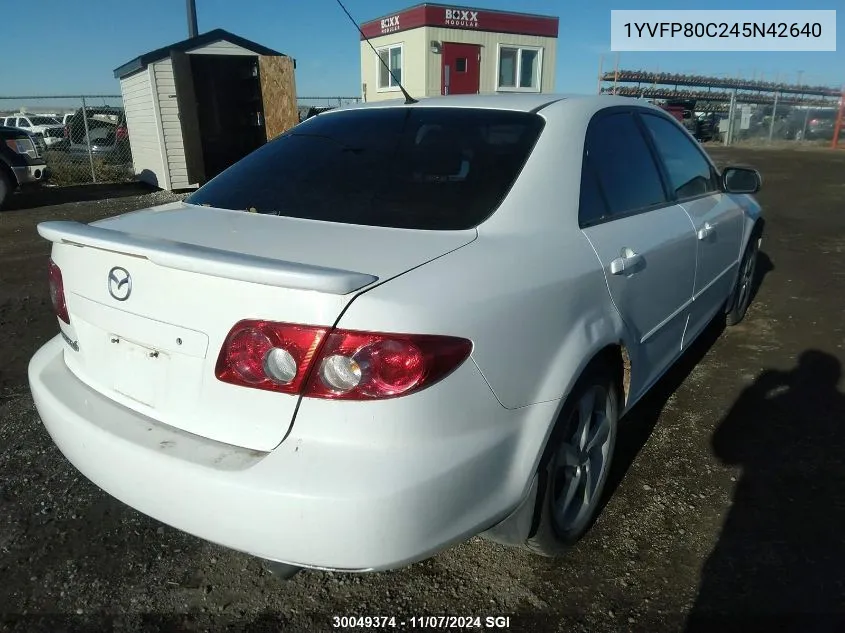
[{"left": 28, "top": 94, "right": 763, "bottom": 576}]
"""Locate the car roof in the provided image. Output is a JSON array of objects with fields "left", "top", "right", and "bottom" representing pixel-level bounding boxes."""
[{"left": 318, "top": 93, "right": 666, "bottom": 118}]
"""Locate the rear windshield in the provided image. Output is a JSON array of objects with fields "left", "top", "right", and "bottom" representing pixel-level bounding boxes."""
[
  {"left": 185, "top": 107, "right": 545, "bottom": 230},
  {"left": 30, "top": 117, "right": 59, "bottom": 126}
]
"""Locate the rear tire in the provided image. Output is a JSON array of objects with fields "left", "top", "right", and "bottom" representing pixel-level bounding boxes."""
[
  {"left": 726, "top": 233, "right": 760, "bottom": 326},
  {"left": 526, "top": 362, "right": 620, "bottom": 556},
  {"left": 0, "top": 170, "right": 11, "bottom": 210}
]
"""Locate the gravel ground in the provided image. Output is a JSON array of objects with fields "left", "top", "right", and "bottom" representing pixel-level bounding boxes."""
[{"left": 1, "top": 149, "right": 844, "bottom": 633}]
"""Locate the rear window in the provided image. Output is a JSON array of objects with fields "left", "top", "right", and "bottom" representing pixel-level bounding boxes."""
[{"left": 185, "top": 107, "right": 545, "bottom": 230}]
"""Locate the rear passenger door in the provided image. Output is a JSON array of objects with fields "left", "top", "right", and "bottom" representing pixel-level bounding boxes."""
[
  {"left": 579, "top": 109, "right": 697, "bottom": 397},
  {"left": 638, "top": 112, "right": 743, "bottom": 347}
]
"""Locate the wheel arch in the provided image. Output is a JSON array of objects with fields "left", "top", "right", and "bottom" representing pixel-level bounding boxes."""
[
  {"left": 726, "top": 214, "right": 765, "bottom": 314},
  {"left": 480, "top": 337, "right": 632, "bottom": 548}
]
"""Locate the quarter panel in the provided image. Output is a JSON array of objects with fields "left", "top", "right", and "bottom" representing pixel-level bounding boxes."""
[{"left": 336, "top": 230, "right": 629, "bottom": 411}]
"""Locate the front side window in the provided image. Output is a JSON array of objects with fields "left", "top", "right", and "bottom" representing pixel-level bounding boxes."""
[
  {"left": 18, "top": 118, "right": 30, "bottom": 128},
  {"left": 584, "top": 111, "right": 668, "bottom": 219},
  {"left": 640, "top": 113, "right": 718, "bottom": 199},
  {"left": 186, "top": 108, "right": 545, "bottom": 231},
  {"left": 377, "top": 44, "right": 403, "bottom": 90},
  {"left": 497, "top": 46, "right": 542, "bottom": 91}
]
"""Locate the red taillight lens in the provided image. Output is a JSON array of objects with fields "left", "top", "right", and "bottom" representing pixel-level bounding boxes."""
[
  {"left": 215, "top": 321, "right": 473, "bottom": 400},
  {"left": 306, "top": 330, "right": 471, "bottom": 400},
  {"left": 116, "top": 124, "right": 128, "bottom": 141},
  {"left": 215, "top": 320, "right": 328, "bottom": 394},
  {"left": 48, "top": 259, "right": 70, "bottom": 324},
  {"left": 63, "top": 125, "right": 69, "bottom": 138}
]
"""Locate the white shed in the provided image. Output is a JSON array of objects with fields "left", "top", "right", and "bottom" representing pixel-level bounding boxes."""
[{"left": 114, "top": 29, "right": 298, "bottom": 191}]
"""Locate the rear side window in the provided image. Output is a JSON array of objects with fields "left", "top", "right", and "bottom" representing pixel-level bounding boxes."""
[
  {"left": 640, "top": 113, "right": 718, "bottom": 199},
  {"left": 186, "top": 107, "right": 545, "bottom": 230},
  {"left": 583, "top": 112, "right": 667, "bottom": 219},
  {"left": 578, "top": 157, "right": 610, "bottom": 227}
]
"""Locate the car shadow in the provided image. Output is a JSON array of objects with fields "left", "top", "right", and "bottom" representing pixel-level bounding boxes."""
[
  {"left": 684, "top": 349, "right": 845, "bottom": 632},
  {"left": 4, "top": 181, "right": 157, "bottom": 211},
  {"left": 601, "top": 249, "right": 775, "bottom": 507}
]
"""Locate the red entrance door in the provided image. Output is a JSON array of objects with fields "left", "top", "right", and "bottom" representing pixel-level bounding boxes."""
[{"left": 441, "top": 43, "right": 481, "bottom": 96}]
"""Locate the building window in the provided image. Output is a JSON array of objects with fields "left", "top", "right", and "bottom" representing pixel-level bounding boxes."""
[
  {"left": 377, "top": 44, "right": 403, "bottom": 91},
  {"left": 497, "top": 45, "right": 542, "bottom": 92}
]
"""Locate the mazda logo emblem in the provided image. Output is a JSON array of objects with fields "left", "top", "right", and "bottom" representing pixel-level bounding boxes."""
[{"left": 107, "top": 266, "right": 132, "bottom": 301}]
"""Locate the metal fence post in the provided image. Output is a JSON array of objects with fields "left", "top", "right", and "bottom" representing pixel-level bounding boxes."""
[
  {"left": 80, "top": 95, "right": 97, "bottom": 184},
  {"left": 801, "top": 108, "right": 811, "bottom": 141},
  {"left": 768, "top": 91, "right": 779, "bottom": 142},
  {"left": 724, "top": 89, "right": 737, "bottom": 146}
]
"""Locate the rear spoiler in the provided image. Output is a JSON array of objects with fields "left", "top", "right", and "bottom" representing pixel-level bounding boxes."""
[{"left": 37, "top": 221, "right": 379, "bottom": 295}]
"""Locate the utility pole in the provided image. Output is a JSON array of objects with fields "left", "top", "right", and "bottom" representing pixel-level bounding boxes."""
[{"left": 187, "top": 0, "right": 198, "bottom": 38}]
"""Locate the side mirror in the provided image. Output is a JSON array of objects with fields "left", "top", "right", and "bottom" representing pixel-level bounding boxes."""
[
  {"left": 683, "top": 110, "right": 692, "bottom": 120},
  {"left": 722, "top": 166, "right": 761, "bottom": 194}
]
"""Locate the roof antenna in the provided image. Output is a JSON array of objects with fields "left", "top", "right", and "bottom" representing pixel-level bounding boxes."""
[{"left": 334, "top": 0, "right": 418, "bottom": 104}]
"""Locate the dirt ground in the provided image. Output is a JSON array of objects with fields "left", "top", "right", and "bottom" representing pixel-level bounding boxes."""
[{"left": 0, "top": 148, "right": 843, "bottom": 633}]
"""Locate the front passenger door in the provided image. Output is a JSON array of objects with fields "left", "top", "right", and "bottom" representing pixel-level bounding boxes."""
[
  {"left": 579, "top": 110, "right": 698, "bottom": 398},
  {"left": 639, "top": 112, "right": 744, "bottom": 347}
]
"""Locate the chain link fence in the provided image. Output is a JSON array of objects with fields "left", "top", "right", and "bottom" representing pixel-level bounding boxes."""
[
  {"left": 1, "top": 95, "right": 134, "bottom": 186},
  {"left": 2, "top": 95, "right": 363, "bottom": 188},
  {"left": 717, "top": 96, "right": 843, "bottom": 147}
]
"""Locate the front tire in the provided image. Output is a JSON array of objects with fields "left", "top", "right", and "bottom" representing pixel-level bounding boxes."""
[
  {"left": 526, "top": 363, "right": 620, "bottom": 556},
  {"left": 726, "top": 233, "right": 760, "bottom": 326}
]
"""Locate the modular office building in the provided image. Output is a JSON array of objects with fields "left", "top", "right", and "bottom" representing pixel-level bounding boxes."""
[{"left": 359, "top": 3, "right": 559, "bottom": 102}]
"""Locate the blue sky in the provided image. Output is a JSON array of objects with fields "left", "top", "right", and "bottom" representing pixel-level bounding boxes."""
[{"left": 0, "top": 0, "right": 841, "bottom": 98}]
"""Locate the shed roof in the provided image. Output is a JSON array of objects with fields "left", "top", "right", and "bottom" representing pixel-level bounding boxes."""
[{"left": 114, "top": 28, "right": 292, "bottom": 79}]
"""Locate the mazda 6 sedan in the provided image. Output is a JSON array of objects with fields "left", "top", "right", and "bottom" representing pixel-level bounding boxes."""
[{"left": 29, "top": 94, "right": 763, "bottom": 576}]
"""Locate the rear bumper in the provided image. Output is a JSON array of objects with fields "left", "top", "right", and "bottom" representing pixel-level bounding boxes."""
[{"left": 29, "top": 335, "right": 559, "bottom": 571}]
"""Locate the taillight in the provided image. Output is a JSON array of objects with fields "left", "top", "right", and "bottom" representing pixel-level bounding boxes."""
[
  {"left": 64, "top": 125, "right": 69, "bottom": 138},
  {"left": 116, "top": 124, "right": 128, "bottom": 141},
  {"left": 215, "top": 321, "right": 472, "bottom": 400},
  {"left": 48, "top": 259, "right": 70, "bottom": 324},
  {"left": 215, "top": 321, "right": 328, "bottom": 394},
  {"left": 305, "top": 330, "right": 471, "bottom": 400}
]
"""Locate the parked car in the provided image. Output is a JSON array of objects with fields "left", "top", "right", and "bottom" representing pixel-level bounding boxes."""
[
  {"left": 2, "top": 114, "right": 65, "bottom": 148},
  {"left": 29, "top": 94, "right": 764, "bottom": 578},
  {"left": 0, "top": 125, "right": 49, "bottom": 209},
  {"left": 657, "top": 100, "right": 718, "bottom": 142},
  {"left": 783, "top": 108, "right": 839, "bottom": 141},
  {"left": 66, "top": 106, "right": 131, "bottom": 164}
]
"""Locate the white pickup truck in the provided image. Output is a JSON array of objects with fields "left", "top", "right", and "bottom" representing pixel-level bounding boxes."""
[{"left": 2, "top": 113, "right": 65, "bottom": 150}]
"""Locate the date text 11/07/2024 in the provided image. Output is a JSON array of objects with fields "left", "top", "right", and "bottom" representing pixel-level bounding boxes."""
[{"left": 332, "top": 615, "right": 513, "bottom": 629}]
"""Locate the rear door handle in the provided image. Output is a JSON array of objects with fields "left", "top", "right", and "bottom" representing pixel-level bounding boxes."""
[
  {"left": 610, "top": 248, "right": 643, "bottom": 275},
  {"left": 697, "top": 222, "right": 716, "bottom": 240}
]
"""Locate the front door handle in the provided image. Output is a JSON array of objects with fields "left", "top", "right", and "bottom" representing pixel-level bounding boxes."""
[
  {"left": 697, "top": 222, "right": 716, "bottom": 240},
  {"left": 609, "top": 247, "right": 643, "bottom": 275}
]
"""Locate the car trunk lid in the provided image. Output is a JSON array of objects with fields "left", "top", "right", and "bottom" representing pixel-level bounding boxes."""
[{"left": 40, "top": 202, "right": 476, "bottom": 451}]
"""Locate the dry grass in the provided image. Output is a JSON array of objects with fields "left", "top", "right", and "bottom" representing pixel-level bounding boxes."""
[{"left": 43, "top": 151, "right": 134, "bottom": 186}]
